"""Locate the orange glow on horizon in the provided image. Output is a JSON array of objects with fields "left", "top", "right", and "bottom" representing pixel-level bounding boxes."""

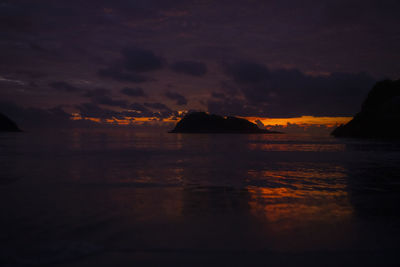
[
  {"left": 244, "top": 116, "right": 352, "bottom": 128},
  {"left": 71, "top": 112, "right": 352, "bottom": 129},
  {"left": 70, "top": 113, "right": 178, "bottom": 125}
]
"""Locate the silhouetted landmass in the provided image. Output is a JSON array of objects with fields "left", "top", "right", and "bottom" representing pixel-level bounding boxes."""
[
  {"left": 170, "top": 112, "right": 281, "bottom": 134},
  {"left": 0, "top": 112, "right": 21, "bottom": 132},
  {"left": 332, "top": 79, "right": 400, "bottom": 138}
]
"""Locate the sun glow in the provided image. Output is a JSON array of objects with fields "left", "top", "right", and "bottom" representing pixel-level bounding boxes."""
[
  {"left": 71, "top": 113, "right": 178, "bottom": 125},
  {"left": 244, "top": 116, "right": 352, "bottom": 128},
  {"left": 71, "top": 112, "right": 352, "bottom": 130}
]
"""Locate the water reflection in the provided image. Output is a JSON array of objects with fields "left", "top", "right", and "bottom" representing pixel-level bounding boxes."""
[
  {"left": 245, "top": 165, "right": 353, "bottom": 232},
  {"left": 248, "top": 143, "right": 346, "bottom": 152},
  {"left": 1, "top": 130, "right": 400, "bottom": 264}
]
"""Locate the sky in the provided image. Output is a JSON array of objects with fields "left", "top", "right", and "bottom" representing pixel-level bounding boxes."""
[{"left": 0, "top": 0, "right": 399, "bottom": 130}]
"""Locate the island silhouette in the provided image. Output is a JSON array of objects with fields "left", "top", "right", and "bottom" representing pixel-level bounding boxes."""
[
  {"left": 0, "top": 112, "right": 21, "bottom": 132},
  {"left": 170, "top": 112, "right": 281, "bottom": 134},
  {"left": 332, "top": 79, "right": 400, "bottom": 138}
]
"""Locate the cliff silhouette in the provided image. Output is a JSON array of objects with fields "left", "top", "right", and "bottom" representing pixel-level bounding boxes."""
[
  {"left": 0, "top": 112, "right": 21, "bottom": 132},
  {"left": 332, "top": 79, "right": 400, "bottom": 138},
  {"left": 170, "top": 112, "right": 280, "bottom": 134}
]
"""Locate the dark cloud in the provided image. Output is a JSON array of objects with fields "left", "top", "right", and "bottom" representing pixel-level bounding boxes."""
[
  {"left": 208, "top": 97, "right": 261, "bottom": 117},
  {"left": 49, "top": 81, "right": 82, "bottom": 92},
  {"left": 121, "top": 87, "right": 147, "bottom": 97},
  {"left": 226, "top": 61, "right": 270, "bottom": 84},
  {"left": 171, "top": 61, "right": 207, "bottom": 76},
  {"left": 97, "top": 48, "right": 164, "bottom": 83},
  {"left": 217, "top": 61, "right": 376, "bottom": 117},
  {"left": 122, "top": 48, "right": 164, "bottom": 72},
  {"left": 165, "top": 91, "right": 187, "bottom": 105},
  {"left": 0, "top": 101, "right": 92, "bottom": 129},
  {"left": 29, "top": 81, "right": 38, "bottom": 88},
  {"left": 122, "top": 103, "right": 167, "bottom": 118},
  {"left": 211, "top": 92, "right": 226, "bottom": 99},
  {"left": 130, "top": 102, "right": 177, "bottom": 119},
  {"left": 97, "top": 67, "right": 149, "bottom": 83},
  {"left": 76, "top": 102, "right": 125, "bottom": 120},
  {"left": 144, "top": 102, "right": 172, "bottom": 112},
  {"left": 15, "top": 70, "right": 47, "bottom": 79},
  {"left": 322, "top": 0, "right": 400, "bottom": 27},
  {"left": 82, "top": 88, "right": 127, "bottom": 108},
  {"left": 83, "top": 88, "right": 111, "bottom": 98},
  {"left": 76, "top": 101, "right": 177, "bottom": 121},
  {"left": 0, "top": 100, "right": 177, "bottom": 129},
  {"left": 91, "top": 96, "right": 128, "bottom": 108},
  {"left": 128, "top": 103, "right": 151, "bottom": 113}
]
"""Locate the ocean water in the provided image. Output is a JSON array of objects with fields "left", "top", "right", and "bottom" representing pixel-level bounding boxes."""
[{"left": 1, "top": 129, "right": 400, "bottom": 266}]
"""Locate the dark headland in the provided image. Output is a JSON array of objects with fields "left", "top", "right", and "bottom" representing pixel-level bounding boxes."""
[
  {"left": 332, "top": 79, "right": 400, "bottom": 138},
  {"left": 0, "top": 112, "right": 21, "bottom": 132},
  {"left": 170, "top": 112, "right": 281, "bottom": 134}
]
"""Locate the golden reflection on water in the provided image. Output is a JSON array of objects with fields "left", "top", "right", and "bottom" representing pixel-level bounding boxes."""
[
  {"left": 246, "top": 166, "right": 354, "bottom": 231},
  {"left": 248, "top": 143, "right": 346, "bottom": 152}
]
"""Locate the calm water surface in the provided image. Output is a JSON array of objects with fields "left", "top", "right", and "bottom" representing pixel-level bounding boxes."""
[{"left": 1, "top": 129, "right": 400, "bottom": 266}]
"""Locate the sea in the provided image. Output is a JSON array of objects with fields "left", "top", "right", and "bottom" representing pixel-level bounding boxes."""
[{"left": 1, "top": 129, "right": 400, "bottom": 266}]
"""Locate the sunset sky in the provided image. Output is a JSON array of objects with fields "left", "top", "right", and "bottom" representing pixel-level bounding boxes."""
[{"left": 1, "top": 0, "right": 399, "bottom": 130}]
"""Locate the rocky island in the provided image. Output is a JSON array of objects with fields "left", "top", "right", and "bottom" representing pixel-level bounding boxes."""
[
  {"left": 170, "top": 112, "right": 281, "bottom": 134},
  {"left": 331, "top": 79, "right": 400, "bottom": 138},
  {"left": 0, "top": 112, "right": 21, "bottom": 132}
]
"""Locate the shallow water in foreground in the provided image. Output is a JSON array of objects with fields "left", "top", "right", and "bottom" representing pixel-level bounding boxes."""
[{"left": 1, "top": 129, "right": 400, "bottom": 266}]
